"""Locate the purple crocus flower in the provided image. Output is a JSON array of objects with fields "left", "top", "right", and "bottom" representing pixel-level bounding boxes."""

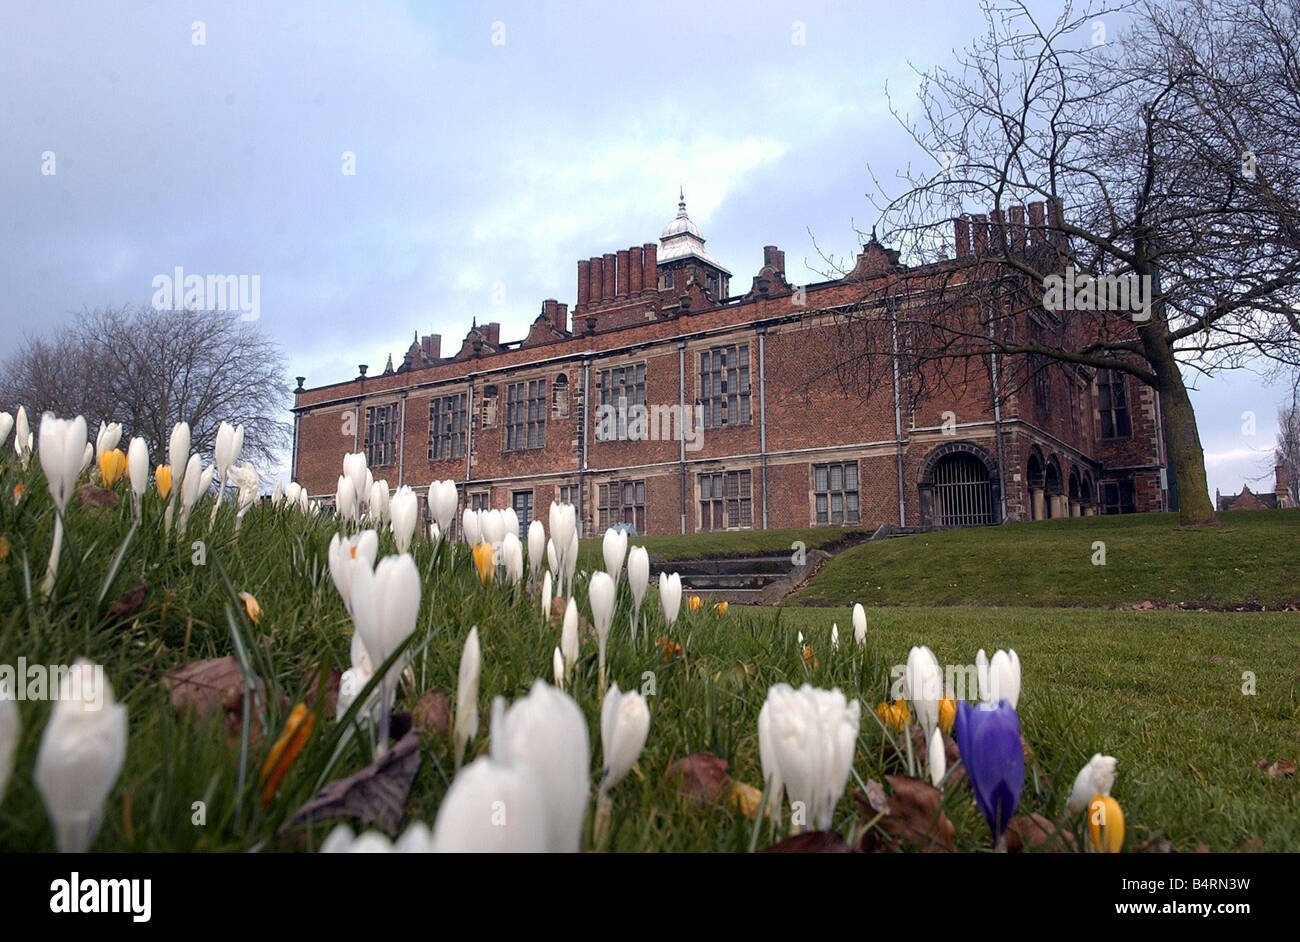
[{"left": 954, "top": 699, "right": 1023, "bottom": 848}]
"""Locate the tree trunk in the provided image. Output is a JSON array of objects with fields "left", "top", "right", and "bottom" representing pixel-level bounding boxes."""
[{"left": 1145, "top": 338, "right": 1216, "bottom": 525}]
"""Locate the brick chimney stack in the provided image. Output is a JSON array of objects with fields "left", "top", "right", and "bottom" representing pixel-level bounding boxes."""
[
  {"left": 642, "top": 243, "right": 657, "bottom": 293},
  {"left": 484, "top": 322, "right": 500, "bottom": 346},
  {"left": 763, "top": 245, "right": 786, "bottom": 274},
  {"left": 602, "top": 253, "right": 616, "bottom": 301},
  {"left": 1028, "top": 201, "right": 1046, "bottom": 244},
  {"left": 1009, "top": 205, "right": 1026, "bottom": 251},
  {"left": 588, "top": 257, "right": 604, "bottom": 306},
  {"left": 616, "top": 249, "right": 630, "bottom": 298},
  {"left": 577, "top": 259, "right": 590, "bottom": 309},
  {"left": 971, "top": 213, "right": 988, "bottom": 255},
  {"left": 954, "top": 217, "right": 971, "bottom": 258},
  {"left": 629, "top": 246, "right": 644, "bottom": 294},
  {"left": 1276, "top": 463, "right": 1289, "bottom": 504},
  {"left": 421, "top": 334, "right": 441, "bottom": 360},
  {"left": 555, "top": 302, "right": 568, "bottom": 334}
]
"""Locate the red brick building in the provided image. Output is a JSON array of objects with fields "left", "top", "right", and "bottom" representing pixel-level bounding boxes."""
[{"left": 290, "top": 195, "right": 1170, "bottom": 535}]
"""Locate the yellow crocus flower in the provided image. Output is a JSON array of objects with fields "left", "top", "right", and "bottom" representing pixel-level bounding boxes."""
[
  {"left": 155, "top": 464, "right": 172, "bottom": 499},
  {"left": 939, "top": 697, "right": 957, "bottom": 735},
  {"left": 99, "top": 448, "right": 127, "bottom": 487},
  {"left": 239, "top": 591, "right": 263, "bottom": 625},
  {"left": 688, "top": 595, "right": 703, "bottom": 612},
  {"left": 259, "top": 704, "right": 316, "bottom": 805},
  {"left": 1088, "top": 795, "right": 1125, "bottom": 853},
  {"left": 472, "top": 540, "right": 496, "bottom": 584}
]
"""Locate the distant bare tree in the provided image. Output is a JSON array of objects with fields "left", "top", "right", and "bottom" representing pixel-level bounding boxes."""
[
  {"left": 1275, "top": 376, "right": 1300, "bottom": 504},
  {"left": 829, "top": 0, "right": 1300, "bottom": 525},
  {"left": 0, "top": 304, "right": 290, "bottom": 470}
]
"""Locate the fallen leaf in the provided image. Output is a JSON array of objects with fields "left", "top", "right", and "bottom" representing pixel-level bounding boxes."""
[
  {"left": 1268, "top": 758, "right": 1296, "bottom": 778},
  {"left": 412, "top": 690, "right": 451, "bottom": 738},
  {"left": 77, "top": 484, "right": 118, "bottom": 508},
  {"left": 283, "top": 730, "right": 422, "bottom": 836},
  {"left": 761, "top": 829, "right": 854, "bottom": 853},
  {"left": 0, "top": 536, "right": 9, "bottom": 561},
  {"left": 727, "top": 781, "right": 772, "bottom": 820},
  {"left": 162, "top": 655, "right": 264, "bottom": 747},
  {"left": 549, "top": 596, "right": 567, "bottom": 627},
  {"left": 108, "top": 580, "right": 149, "bottom": 622},
  {"left": 1236, "top": 837, "right": 1264, "bottom": 852},
  {"left": 858, "top": 776, "right": 955, "bottom": 853},
  {"left": 666, "top": 752, "right": 732, "bottom": 805},
  {"left": 1006, "top": 813, "right": 1078, "bottom": 853}
]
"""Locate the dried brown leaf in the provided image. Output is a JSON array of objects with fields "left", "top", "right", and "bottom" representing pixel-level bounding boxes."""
[
  {"left": 412, "top": 690, "right": 452, "bottom": 738},
  {"left": 283, "top": 730, "right": 422, "bottom": 836},
  {"left": 666, "top": 752, "right": 732, "bottom": 805},
  {"left": 761, "top": 829, "right": 854, "bottom": 853},
  {"left": 859, "top": 775, "right": 956, "bottom": 853},
  {"left": 77, "top": 484, "right": 119, "bottom": 508},
  {"left": 109, "top": 580, "right": 149, "bottom": 622},
  {"left": 1005, "top": 813, "right": 1078, "bottom": 853}
]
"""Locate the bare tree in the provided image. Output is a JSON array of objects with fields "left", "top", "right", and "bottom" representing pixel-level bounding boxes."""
[
  {"left": 831, "top": 0, "right": 1300, "bottom": 525},
  {"left": 0, "top": 304, "right": 291, "bottom": 470},
  {"left": 1275, "top": 376, "right": 1300, "bottom": 504}
]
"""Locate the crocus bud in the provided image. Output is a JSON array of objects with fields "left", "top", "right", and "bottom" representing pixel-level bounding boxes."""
[
  {"left": 588, "top": 571, "right": 616, "bottom": 688},
  {"left": 127, "top": 437, "right": 148, "bottom": 501},
  {"left": 342, "top": 452, "right": 368, "bottom": 513},
  {"left": 429, "top": 521, "right": 441, "bottom": 544},
  {"left": 906, "top": 645, "right": 943, "bottom": 738},
  {"left": 987, "top": 649, "right": 1021, "bottom": 708},
  {"left": 659, "top": 572, "right": 682, "bottom": 628},
  {"left": 482, "top": 509, "right": 506, "bottom": 547},
  {"left": 335, "top": 475, "right": 357, "bottom": 523},
  {"left": 541, "top": 570, "right": 552, "bottom": 617},
  {"left": 80, "top": 441, "right": 94, "bottom": 473},
  {"left": 33, "top": 659, "right": 128, "bottom": 852},
  {"left": 561, "top": 598, "right": 579, "bottom": 678},
  {"left": 1067, "top": 753, "right": 1118, "bottom": 815},
  {"left": 599, "top": 683, "right": 650, "bottom": 795},
  {"left": 428, "top": 480, "right": 459, "bottom": 534},
  {"left": 429, "top": 756, "right": 548, "bottom": 852},
  {"left": 349, "top": 554, "right": 421, "bottom": 692},
  {"left": 954, "top": 700, "right": 1023, "bottom": 848},
  {"left": 368, "top": 479, "right": 391, "bottom": 527},
  {"left": 462, "top": 507, "right": 482, "bottom": 546},
  {"left": 1088, "top": 795, "right": 1125, "bottom": 853},
  {"left": 929, "top": 727, "right": 946, "bottom": 787},
  {"left": 553, "top": 647, "right": 565, "bottom": 689},
  {"left": 852, "top": 603, "right": 867, "bottom": 645},
  {"left": 627, "top": 546, "right": 649, "bottom": 609},
  {"left": 602, "top": 527, "right": 628, "bottom": 586},
  {"left": 489, "top": 680, "right": 590, "bottom": 852},
  {"left": 528, "top": 520, "right": 546, "bottom": 579},
  {"left": 168, "top": 422, "right": 190, "bottom": 491},
  {"left": 14, "top": 406, "right": 32, "bottom": 464},
  {"left": 831, "top": 623, "right": 839, "bottom": 649},
  {"left": 565, "top": 529, "right": 578, "bottom": 589},
  {"left": 454, "top": 627, "right": 481, "bottom": 771},
  {"left": 472, "top": 541, "right": 496, "bottom": 584},
  {"left": 389, "top": 485, "right": 417, "bottom": 553},
  {"left": 0, "top": 412, "right": 12, "bottom": 449},
  {"left": 95, "top": 421, "right": 122, "bottom": 460},
  {"left": 501, "top": 532, "right": 524, "bottom": 585},
  {"left": 214, "top": 420, "right": 242, "bottom": 480}
]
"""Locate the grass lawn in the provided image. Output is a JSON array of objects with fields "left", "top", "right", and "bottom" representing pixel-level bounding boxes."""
[
  {"left": 790, "top": 509, "right": 1300, "bottom": 609},
  {"left": 2, "top": 451, "right": 1295, "bottom": 853}
]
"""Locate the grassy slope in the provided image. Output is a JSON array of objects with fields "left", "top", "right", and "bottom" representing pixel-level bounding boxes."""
[
  {"left": 790, "top": 509, "right": 1300, "bottom": 608},
  {"left": 575, "top": 525, "right": 872, "bottom": 570},
  {"left": 1, "top": 458, "right": 1296, "bottom": 852}
]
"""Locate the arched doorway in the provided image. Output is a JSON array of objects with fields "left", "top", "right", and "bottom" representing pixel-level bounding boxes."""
[{"left": 918, "top": 442, "right": 999, "bottom": 527}]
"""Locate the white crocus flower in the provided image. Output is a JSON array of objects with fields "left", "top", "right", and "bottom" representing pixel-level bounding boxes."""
[
  {"left": 342, "top": 452, "right": 368, "bottom": 518},
  {"left": 95, "top": 421, "right": 122, "bottom": 461},
  {"left": 552, "top": 647, "right": 565, "bottom": 690},
  {"left": 906, "top": 645, "right": 943, "bottom": 739},
  {"left": 627, "top": 546, "right": 649, "bottom": 640},
  {"left": 528, "top": 520, "right": 546, "bottom": 580},
  {"left": 462, "top": 507, "right": 482, "bottom": 547},
  {"left": 929, "top": 727, "right": 947, "bottom": 787},
  {"left": 659, "top": 571, "right": 682, "bottom": 629},
  {"left": 501, "top": 531, "right": 525, "bottom": 586},
  {"left": 1066, "top": 753, "right": 1118, "bottom": 815},
  {"left": 33, "top": 659, "right": 128, "bottom": 853},
  {"left": 389, "top": 485, "right": 417, "bottom": 553},
  {"left": 37, "top": 413, "right": 87, "bottom": 596},
  {"left": 561, "top": 597, "right": 579, "bottom": 681},
  {"left": 349, "top": 553, "right": 422, "bottom": 751},
  {"left": 368, "top": 479, "right": 391, "bottom": 528},
  {"left": 759, "top": 683, "right": 860, "bottom": 832},
  {"left": 14, "top": 406, "right": 33, "bottom": 466},
  {"left": 454, "top": 626, "right": 481, "bottom": 772},
  {"left": 429, "top": 756, "right": 548, "bottom": 852},
  {"left": 599, "top": 683, "right": 650, "bottom": 796},
  {"left": 853, "top": 603, "right": 867, "bottom": 646},
  {"left": 327, "top": 530, "right": 379, "bottom": 615},
  {"left": 602, "top": 527, "right": 628, "bottom": 587},
  {"left": 541, "top": 570, "right": 553, "bottom": 618},
  {"left": 831, "top": 623, "right": 839, "bottom": 650},
  {"left": 428, "top": 480, "right": 459, "bottom": 535},
  {"left": 0, "top": 411, "right": 12, "bottom": 449},
  {"left": 588, "top": 571, "right": 616, "bottom": 693},
  {"left": 489, "top": 680, "right": 590, "bottom": 852},
  {"left": 0, "top": 678, "right": 17, "bottom": 805},
  {"left": 335, "top": 475, "right": 357, "bottom": 524},
  {"left": 986, "top": 649, "right": 1021, "bottom": 708}
]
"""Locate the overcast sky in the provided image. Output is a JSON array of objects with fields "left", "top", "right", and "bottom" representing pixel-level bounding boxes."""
[{"left": 1, "top": 0, "right": 1289, "bottom": 499}]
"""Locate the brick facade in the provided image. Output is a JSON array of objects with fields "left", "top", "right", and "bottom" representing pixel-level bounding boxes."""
[{"left": 291, "top": 197, "right": 1169, "bottom": 535}]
